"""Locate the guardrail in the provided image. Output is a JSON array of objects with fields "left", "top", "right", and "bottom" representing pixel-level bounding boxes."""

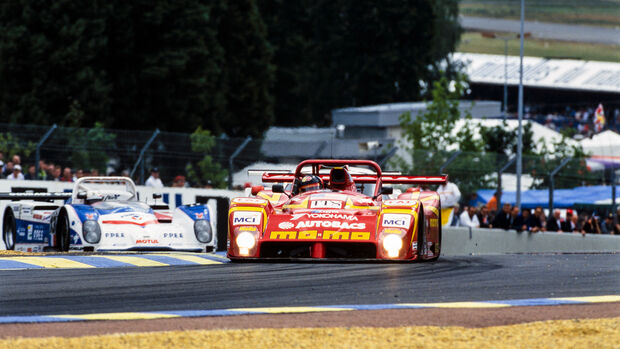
[{"left": 442, "top": 226, "right": 620, "bottom": 256}]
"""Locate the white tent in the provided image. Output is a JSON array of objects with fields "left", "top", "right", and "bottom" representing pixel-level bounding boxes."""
[{"left": 580, "top": 130, "right": 620, "bottom": 157}]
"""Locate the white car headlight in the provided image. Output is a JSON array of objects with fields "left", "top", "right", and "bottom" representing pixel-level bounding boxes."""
[
  {"left": 194, "top": 219, "right": 212, "bottom": 243},
  {"left": 382, "top": 234, "right": 403, "bottom": 258},
  {"left": 83, "top": 220, "right": 101, "bottom": 244},
  {"left": 236, "top": 231, "right": 256, "bottom": 256}
]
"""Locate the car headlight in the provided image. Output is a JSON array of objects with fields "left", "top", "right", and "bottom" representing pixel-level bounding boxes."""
[
  {"left": 83, "top": 220, "right": 101, "bottom": 244},
  {"left": 382, "top": 234, "right": 403, "bottom": 258},
  {"left": 236, "top": 231, "right": 256, "bottom": 256},
  {"left": 194, "top": 219, "right": 212, "bottom": 243}
]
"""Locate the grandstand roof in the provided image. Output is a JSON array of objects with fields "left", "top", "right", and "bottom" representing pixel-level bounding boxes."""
[{"left": 454, "top": 53, "right": 620, "bottom": 93}]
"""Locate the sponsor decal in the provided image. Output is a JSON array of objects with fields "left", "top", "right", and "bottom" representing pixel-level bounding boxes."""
[
  {"left": 412, "top": 241, "right": 418, "bottom": 250},
  {"left": 238, "top": 226, "right": 258, "bottom": 231},
  {"left": 291, "top": 213, "right": 359, "bottom": 221},
  {"left": 295, "top": 220, "right": 365, "bottom": 230},
  {"left": 136, "top": 239, "right": 159, "bottom": 244},
  {"left": 163, "top": 233, "right": 184, "bottom": 238},
  {"left": 21, "top": 208, "right": 32, "bottom": 215},
  {"left": 27, "top": 224, "right": 33, "bottom": 240},
  {"left": 382, "top": 228, "right": 403, "bottom": 234},
  {"left": 103, "top": 194, "right": 120, "bottom": 200},
  {"left": 278, "top": 222, "right": 294, "bottom": 229},
  {"left": 430, "top": 218, "right": 438, "bottom": 228},
  {"left": 310, "top": 200, "right": 342, "bottom": 209},
  {"left": 195, "top": 212, "right": 204, "bottom": 219},
  {"left": 85, "top": 213, "right": 95, "bottom": 220},
  {"left": 269, "top": 230, "right": 371, "bottom": 240},
  {"left": 383, "top": 200, "right": 417, "bottom": 207},
  {"left": 232, "top": 211, "right": 261, "bottom": 226},
  {"left": 382, "top": 214, "right": 411, "bottom": 228},
  {"left": 105, "top": 232, "right": 125, "bottom": 238},
  {"left": 232, "top": 197, "right": 267, "bottom": 205}
]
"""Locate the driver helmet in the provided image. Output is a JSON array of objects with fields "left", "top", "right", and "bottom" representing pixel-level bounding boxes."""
[{"left": 299, "top": 175, "right": 323, "bottom": 193}]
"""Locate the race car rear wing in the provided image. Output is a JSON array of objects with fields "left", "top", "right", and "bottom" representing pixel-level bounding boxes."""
[
  {"left": 0, "top": 192, "right": 72, "bottom": 201},
  {"left": 260, "top": 173, "right": 448, "bottom": 185}
]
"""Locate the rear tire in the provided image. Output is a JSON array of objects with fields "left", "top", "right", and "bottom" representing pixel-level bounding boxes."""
[
  {"left": 416, "top": 204, "right": 425, "bottom": 261},
  {"left": 56, "top": 212, "right": 70, "bottom": 252},
  {"left": 3, "top": 209, "right": 16, "bottom": 250}
]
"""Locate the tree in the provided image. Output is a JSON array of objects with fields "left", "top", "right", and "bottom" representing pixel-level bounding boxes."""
[
  {"left": 185, "top": 127, "right": 228, "bottom": 188},
  {"left": 215, "top": 0, "right": 275, "bottom": 137},
  {"left": 393, "top": 74, "right": 494, "bottom": 196},
  {"left": 258, "top": 0, "right": 462, "bottom": 126}
]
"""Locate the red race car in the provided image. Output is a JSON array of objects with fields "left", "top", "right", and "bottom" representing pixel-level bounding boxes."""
[{"left": 227, "top": 159, "right": 445, "bottom": 261}]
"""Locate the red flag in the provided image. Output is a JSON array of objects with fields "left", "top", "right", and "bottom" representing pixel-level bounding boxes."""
[{"left": 594, "top": 103, "right": 605, "bottom": 133}]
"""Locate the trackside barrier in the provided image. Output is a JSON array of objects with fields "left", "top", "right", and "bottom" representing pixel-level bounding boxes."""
[{"left": 442, "top": 227, "right": 620, "bottom": 256}]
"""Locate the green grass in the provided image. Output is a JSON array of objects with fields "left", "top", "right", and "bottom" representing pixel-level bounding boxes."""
[
  {"left": 460, "top": 0, "right": 620, "bottom": 28},
  {"left": 458, "top": 31, "right": 620, "bottom": 62}
]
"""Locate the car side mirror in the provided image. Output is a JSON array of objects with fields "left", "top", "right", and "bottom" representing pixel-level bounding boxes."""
[
  {"left": 251, "top": 185, "right": 264, "bottom": 196},
  {"left": 77, "top": 192, "right": 87, "bottom": 199},
  {"left": 153, "top": 193, "right": 162, "bottom": 199},
  {"left": 272, "top": 184, "right": 285, "bottom": 193}
]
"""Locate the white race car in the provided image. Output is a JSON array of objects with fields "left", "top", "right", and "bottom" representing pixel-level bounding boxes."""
[{"left": 1, "top": 177, "right": 215, "bottom": 252}]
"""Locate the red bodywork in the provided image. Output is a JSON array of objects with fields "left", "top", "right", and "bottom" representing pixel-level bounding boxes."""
[{"left": 227, "top": 159, "right": 445, "bottom": 261}]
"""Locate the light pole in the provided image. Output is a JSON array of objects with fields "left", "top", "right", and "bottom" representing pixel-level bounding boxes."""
[
  {"left": 516, "top": 0, "right": 525, "bottom": 210},
  {"left": 480, "top": 32, "right": 530, "bottom": 117}
]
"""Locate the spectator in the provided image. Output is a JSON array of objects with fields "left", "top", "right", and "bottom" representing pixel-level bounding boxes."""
[
  {"left": 90, "top": 168, "right": 100, "bottom": 177},
  {"left": 145, "top": 168, "right": 164, "bottom": 188},
  {"left": 51, "top": 166, "right": 62, "bottom": 181},
  {"left": 528, "top": 207, "right": 544, "bottom": 232},
  {"left": 24, "top": 165, "right": 36, "bottom": 180},
  {"left": 581, "top": 214, "right": 600, "bottom": 235},
  {"left": 61, "top": 167, "right": 73, "bottom": 182},
  {"left": 37, "top": 160, "right": 48, "bottom": 180},
  {"left": 477, "top": 205, "right": 491, "bottom": 228},
  {"left": 546, "top": 209, "right": 562, "bottom": 232},
  {"left": 561, "top": 211, "right": 576, "bottom": 232},
  {"left": 491, "top": 203, "right": 512, "bottom": 230},
  {"left": 0, "top": 151, "right": 4, "bottom": 178},
  {"left": 3, "top": 161, "right": 13, "bottom": 177},
  {"left": 6, "top": 164, "right": 24, "bottom": 180},
  {"left": 172, "top": 175, "right": 187, "bottom": 188},
  {"left": 487, "top": 191, "right": 500, "bottom": 213},
  {"left": 601, "top": 213, "right": 618, "bottom": 235},
  {"left": 513, "top": 207, "right": 527, "bottom": 232},
  {"left": 437, "top": 180, "right": 461, "bottom": 226},
  {"left": 75, "top": 169, "right": 84, "bottom": 180},
  {"left": 449, "top": 205, "right": 460, "bottom": 226},
  {"left": 459, "top": 206, "right": 480, "bottom": 228}
]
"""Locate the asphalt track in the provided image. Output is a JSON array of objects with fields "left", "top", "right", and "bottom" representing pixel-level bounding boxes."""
[
  {"left": 460, "top": 16, "right": 620, "bottom": 45},
  {"left": 0, "top": 254, "right": 618, "bottom": 317}
]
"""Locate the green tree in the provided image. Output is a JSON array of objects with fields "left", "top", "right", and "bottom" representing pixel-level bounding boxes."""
[
  {"left": 186, "top": 127, "right": 228, "bottom": 188},
  {"left": 393, "top": 74, "right": 494, "bottom": 197},
  {"left": 259, "top": 0, "right": 462, "bottom": 126}
]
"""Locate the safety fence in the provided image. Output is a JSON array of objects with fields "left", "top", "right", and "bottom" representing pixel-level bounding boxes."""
[{"left": 0, "top": 123, "right": 615, "bottom": 201}]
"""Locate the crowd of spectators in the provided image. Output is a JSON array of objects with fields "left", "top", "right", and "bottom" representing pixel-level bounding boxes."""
[
  {"left": 523, "top": 104, "right": 620, "bottom": 137},
  {"left": 0, "top": 152, "right": 196, "bottom": 189},
  {"left": 438, "top": 180, "right": 617, "bottom": 235},
  {"left": 450, "top": 191, "right": 618, "bottom": 235}
]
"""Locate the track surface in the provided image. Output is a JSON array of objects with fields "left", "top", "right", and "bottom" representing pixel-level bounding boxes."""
[
  {"left": 460, "top": 16, "right": 620, "bottom": 45},
  {"left": 0, "top": 254, "right": 618, "bottom": 316}
]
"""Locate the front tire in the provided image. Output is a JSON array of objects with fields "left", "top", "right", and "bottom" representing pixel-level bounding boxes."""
[
  {"left": 56, "top": 211, "right": 70, "bottom": 252},
  {"left": 3, "top": 209, "right": 16, "bottom": 250}
]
